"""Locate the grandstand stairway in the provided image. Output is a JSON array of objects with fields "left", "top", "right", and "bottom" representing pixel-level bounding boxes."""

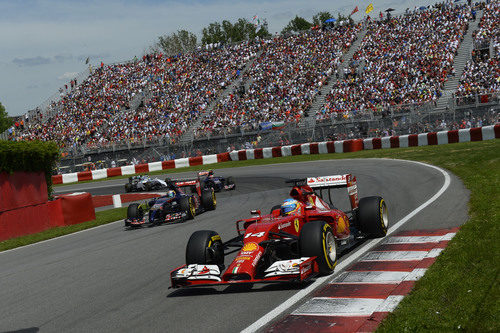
[
  {"left": 434, "top": 11, "right": 483, "bottom": 112},
  {"left": 179, "top": 48, "right": 264, "bottom": 144},
  {"left": 299, "top": 27, "right": 368, "bottom": 130}
]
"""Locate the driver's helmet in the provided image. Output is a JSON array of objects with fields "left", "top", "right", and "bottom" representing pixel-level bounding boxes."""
[
  {"left": 281, "top": 198, "right": 300, "bottom": 216},
  {"left": 166, "top": 190, "right": 176, "bottom": 199},
  {"left": 208, "top": 169, "right": 214, "bottom": 176}
]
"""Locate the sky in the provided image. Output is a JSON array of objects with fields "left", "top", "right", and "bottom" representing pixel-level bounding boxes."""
[{"left": 0, "top": 0, "right": 434, "bottom": 116}]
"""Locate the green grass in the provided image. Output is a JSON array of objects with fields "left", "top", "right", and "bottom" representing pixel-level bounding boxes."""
[
  {"left": 7, "top": 139, "right": 500, "bottom": 330},
  {"left": 0, "top": 207, "right": 127, "bottom": 252},
  {"left": 377, "top": 140, "right": 500, "bottom": 332}
]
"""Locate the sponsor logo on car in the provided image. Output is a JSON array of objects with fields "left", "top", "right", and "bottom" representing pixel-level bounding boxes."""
[
  {"left": 337, "top": 215, "right": 347, "bottom": 234},
  {"left": 294, "top": 218, "right": 300, "bottom": 232},
  {"left": 252, "top": 252, "right": 262, "bottom": 267},
  {"left": 278, "top": 222, "right": 291, "bottom": 230},
  {"left": 241, "top": 242, "right": 258, "bottom": 252}
]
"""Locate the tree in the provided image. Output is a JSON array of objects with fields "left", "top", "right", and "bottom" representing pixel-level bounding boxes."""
[
  {"left": 281, "top": 16, "right": 312, "bottom": 34},
  {"left": 312, "top": 11, "right": 334, "bottom": 26},
  {"left": 0, "top": 102, "right": 13, "bottom": 134},
  {"left": 202, "top": 18, "right": 271, "bottom": 45},
  {"left": 154, "top": 30, "right": 197, "bottom": 55}
]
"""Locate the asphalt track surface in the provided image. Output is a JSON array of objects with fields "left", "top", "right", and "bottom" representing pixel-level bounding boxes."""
[{"left": 0, "top": 159, "right": 469, "bottom": 333}]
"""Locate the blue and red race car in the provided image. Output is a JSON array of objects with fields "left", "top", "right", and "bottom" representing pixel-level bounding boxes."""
[
  {"left": 170, "top": 174, "right": 388, "bottom": 288},
  {"left": 125, "top": 178, "right": 216, "bottom": 228}
]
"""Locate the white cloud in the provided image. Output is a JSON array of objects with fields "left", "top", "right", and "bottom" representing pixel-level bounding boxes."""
[{"left": 58, "top": 72, "right": 78, "bottom": 80}]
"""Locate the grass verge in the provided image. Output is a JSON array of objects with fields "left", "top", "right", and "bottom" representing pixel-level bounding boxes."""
[
  {"left": 5, "top": 139, "right": 500, "bottom": 330},
  {"left": 0, "top": 207, "right": 127, "bottom": 252}
]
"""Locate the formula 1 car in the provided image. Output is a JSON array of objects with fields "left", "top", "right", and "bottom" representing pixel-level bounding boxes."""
[
  {"left": 125, "top": 178, "right": 216, "bottom": 228},
  {"left": 170, "top": 174, "right": 388, "bottom": 288},
  {"left": 124, "top": 175, "right": 168, "bottom": 192},
  {"left": 198, "top": 170, "right": 235, "bottom": 192}
]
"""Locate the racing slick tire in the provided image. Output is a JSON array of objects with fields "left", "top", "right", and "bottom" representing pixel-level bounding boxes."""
[
  {"left": 186, "top": 230, "right": 224, "bottom": 267},
  {"left": 201, "top": 188, "right": 216, "bottom": 211},
  {"left": 179, "top": 196, "right": 196, "bottom": 220},
  {"left": 299, "top": 220, "right": 337, "bottom": 275},
  {"left": 125, "top": 183, "right": 132, "bottom": 193},
  {"left": 358, "top": 196, "right": 388, "bottom": 238},
  {"left": 226, "top": 176, "right": 235, "bottom": 190},
  {"left": 126, "top": 203, "right": 144, "bottom": 227},
  {"left": 144, "top": 182, "right": 152, "bottom": 191}
]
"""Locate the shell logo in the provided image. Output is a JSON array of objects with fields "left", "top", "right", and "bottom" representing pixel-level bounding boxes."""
[
  {"left": 337, "top": 216, "right": 347, "bottom": 234},
  {"left": 242, "top": 242, "right": 258, "bottom": 252}
]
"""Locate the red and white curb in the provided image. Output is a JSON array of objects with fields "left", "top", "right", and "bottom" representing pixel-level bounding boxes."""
[
  {"left": 266, "top": 228, "right": 459, "bottom": 333},
  {"left": 53, "top": 125, "right": 499, "bottom": 185}
]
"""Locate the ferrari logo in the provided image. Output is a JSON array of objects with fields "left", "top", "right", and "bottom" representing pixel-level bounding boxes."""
[
  {"left": 337, "top": 216, "right": 346, "bottom": 234},
  {"left": 294, "top": 218, "right": 300, "bottom": 232}
]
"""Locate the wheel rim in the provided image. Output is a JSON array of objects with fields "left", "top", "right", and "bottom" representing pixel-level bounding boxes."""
[
  {"left": 325, "top": 232, "right": 336, "bottom": 263},
  {"left": 190, "top": 199, "right": 195, "bottom": 216},
  {"left": 381, "top": 201, "right": 388, "bottom": 228}
]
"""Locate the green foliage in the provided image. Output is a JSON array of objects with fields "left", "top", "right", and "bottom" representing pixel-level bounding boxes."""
[
  {"left": 0, "top": 102, "right": 13, "bottom": 133},
  {"left": 154, "top": 29, "right": 197, "bottom": 55},
  {"left": 202, "top": 17, "right": 270, "bottom": 45},
  {"left": 0, "top": 140, "right": 60, "bottom": 196},
  {"left": 281, "top": 16, "right": 313, "bottom": 34},
  {"left": 312, "top": 11, "right": 333, "bottom": 26}
]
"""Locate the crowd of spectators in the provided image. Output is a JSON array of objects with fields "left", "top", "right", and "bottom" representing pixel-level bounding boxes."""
[
  {"left": 7, "top": 1, "right": 498, "bottom": 155},
  {"left": 195, "top": 24, "right": 361, "bottom": 137},
  {"left": 9, "top": 43, "right": 259, "bottom": 148},
  {"left": 317, "top": 3, "right": 472, "bottom": 121},
  {"left": 456, "top": 0, "right": 499, "bottom": 102}
]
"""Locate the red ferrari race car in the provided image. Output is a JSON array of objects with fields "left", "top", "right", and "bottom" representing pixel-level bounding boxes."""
[{"left": 170, "top": 174, "right": 388, "bottom": 288}]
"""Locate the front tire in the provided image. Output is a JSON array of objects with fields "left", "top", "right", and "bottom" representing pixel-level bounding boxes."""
[
  {"left": 358, "top": 196, "right": 388, "bottom": 238},
  {"left": 125, "top": 183, "right": 132, "bottom": 193},
  {"left": 300, "top": 221, "right": 337, "bottom": 275},
  {"left": 186, "top": 230, "right": 224, "bottom": 267},
  {"left": 127, "top": 203, "right": 143, "bottom": 220},
  {"left": 201, "top": 188, "right": 216, "bottom": 211},
  {"left": 226, "top": 176, "right": 235, "bottom": 190}
]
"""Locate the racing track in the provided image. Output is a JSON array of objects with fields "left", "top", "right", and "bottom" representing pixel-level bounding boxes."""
[{"left": 0, "top": 159, "right": 469, "bottom": 332}]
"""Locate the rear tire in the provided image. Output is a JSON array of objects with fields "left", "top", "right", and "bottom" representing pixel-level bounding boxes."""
[
  {"left": 186, "top": 230, "right": 224, "bottom": 267},
  {"left": 300, "top": 221, "right": 337, "bottom": 275},
  {"left": 125, "top": 183, "right": 132, "bottom": 193},
  {"left": 358, "top": 196, "right": 388, "bottom": 238},
  {"left": 179, "top": 196, "right": 195, "bottom": 220},
  {"left": 201, "top": 188, "right": 216, "bottom": 210},
  {"left": 127, "top": 203, "right": 143, "bottom": 220}
]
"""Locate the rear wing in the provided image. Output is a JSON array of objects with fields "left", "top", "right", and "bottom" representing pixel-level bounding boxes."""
[{"left": 288, "top": 174, "right": 359, "bottom": 210}]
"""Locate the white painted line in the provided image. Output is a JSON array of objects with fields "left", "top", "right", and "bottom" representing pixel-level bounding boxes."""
[
  {"left": 425, "top": 248, "right": 444, "bottom": 258},
  {"left": 403, "top": 268, "right": 427, "bottom": 281},
  {"left": 375, "top": 295, "right": 405, "bottom": 313},
  {"left": 334, "top": 271, "right": 409, "bottom": 283},
  {"left": 241, "top": 160, "right": 451, "bottom": 333},
  {"left": 383, "top": 235, "right": 445, "bottom": 244},
  {"left": 293, "top": 297, "right": 383, "bottom": 316},
  {"left": 0, "top": 219, "right": 124, "bottom": 255},
  {"left": 442, "top": 232, "right": 456, "bottom": 241},
  {"left": 361, "top": 251, "right": 428, "bottom": 261}
]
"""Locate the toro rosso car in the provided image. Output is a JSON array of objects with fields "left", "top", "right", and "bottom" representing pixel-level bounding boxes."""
[
  {"left": 198, "top": 170, "right": 235, "bottom": 192},
  {"left": 125, "top": 175, "right": 168, "bottom": 192},
  {"left": 170, "top": 174, "right": 388, "bottom": 288},
  {"left": 125, "top": 178, "right": 216, "bottom": 228}
]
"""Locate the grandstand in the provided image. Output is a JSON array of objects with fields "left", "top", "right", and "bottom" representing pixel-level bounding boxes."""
[{"left": 4, "top": 1, "right": 499, "bottom": 173}]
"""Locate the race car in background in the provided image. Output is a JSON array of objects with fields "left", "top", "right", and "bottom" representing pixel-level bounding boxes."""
[
  {"left": 170, "top": 174, "right": 388, "bottom": 288},
  {"left": 125, "top": 175, "right": 168, "bottom": 192},
  {"left": 198, "top": 170, "right": 235, "bottom": 192},
  {"left": 125, "top": 178, "right": 216, "bottom": 228}
]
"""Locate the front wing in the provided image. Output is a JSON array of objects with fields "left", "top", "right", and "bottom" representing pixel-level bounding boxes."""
[{"left": 170, "top": 257, "right": 318, "bottom": 288}]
